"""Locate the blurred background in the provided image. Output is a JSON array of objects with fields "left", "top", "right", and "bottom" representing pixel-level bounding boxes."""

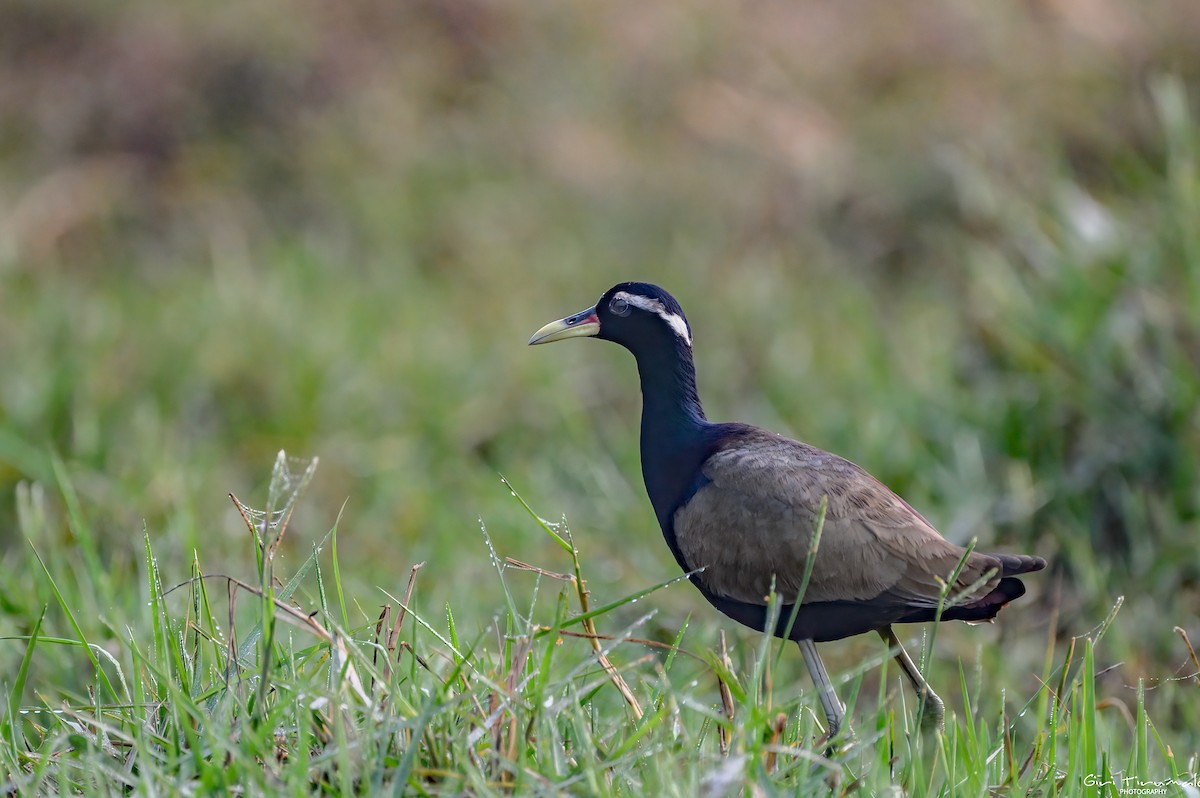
[{"left": 2, "top": 0, "right": 1198, "bottom": 728}]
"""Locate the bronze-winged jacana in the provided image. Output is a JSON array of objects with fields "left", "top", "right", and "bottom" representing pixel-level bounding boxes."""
[{"left": 529, "top": 282, "right": 1044, "bottom": 737}]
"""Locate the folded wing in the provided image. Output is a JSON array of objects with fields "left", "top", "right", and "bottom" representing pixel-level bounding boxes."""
[{"left": 674, "top": 428, "right": 1011, "bottom": 611}]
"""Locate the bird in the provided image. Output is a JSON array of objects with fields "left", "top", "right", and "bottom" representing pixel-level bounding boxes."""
[{"left": 528, "top": 281, "right": 1045, "bottom": 739}]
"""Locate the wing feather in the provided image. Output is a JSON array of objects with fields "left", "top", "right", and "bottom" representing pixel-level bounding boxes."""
[{"left": 672, "top": 429, "right": 1002, "bottom": 609}]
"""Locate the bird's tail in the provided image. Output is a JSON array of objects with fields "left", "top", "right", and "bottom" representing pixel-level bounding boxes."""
[
  {"left": 940, "top": 575, "right": 1031, "bottom": 623},
  {"left": 993, "top": 553, "right": 1047, "bottom": 578},
  {"left": 898, "top": 552, "right": 1045, "bottom": 626}
]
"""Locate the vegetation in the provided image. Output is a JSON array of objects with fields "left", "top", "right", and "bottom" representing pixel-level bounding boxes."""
[{"left": 1, "top": 1, "right": 1198, "bottom": 794}]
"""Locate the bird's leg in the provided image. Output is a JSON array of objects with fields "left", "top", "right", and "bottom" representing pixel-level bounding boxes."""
[
  {"left": 878, "top": 626, "right": 945, "bottom": 732},
  {"left": 797, "top": 639, "right": 845, "bottom": 741}
]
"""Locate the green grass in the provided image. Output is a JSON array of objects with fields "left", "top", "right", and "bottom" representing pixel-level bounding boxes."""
[
  {"left": 2, "top": 455, "right": 1196, "bottom": 795},
  {"left": 3, "top": 2, "right": 1200, "bottom": 793}
]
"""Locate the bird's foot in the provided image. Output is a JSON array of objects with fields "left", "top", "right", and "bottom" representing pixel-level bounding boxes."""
[
  {"left": 917, "top": 690, "right": 945, "bottom": 733},
  {"left": 809, "top": 732, "right": 850, "bottom": 790},
  {"left": 816, "top": 715, "right": 857, "bottom": 758}
]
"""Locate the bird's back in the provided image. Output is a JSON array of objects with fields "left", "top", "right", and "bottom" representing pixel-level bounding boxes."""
[{"left": 671, "top": 425, "right": 1044, "bottom": 640}]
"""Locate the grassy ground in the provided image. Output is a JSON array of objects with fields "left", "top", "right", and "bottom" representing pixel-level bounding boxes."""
[{"left": 2, "top": 1, "right": 1200, "bottom": 794}]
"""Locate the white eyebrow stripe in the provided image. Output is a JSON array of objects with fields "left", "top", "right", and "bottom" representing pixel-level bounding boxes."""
[{"left": 613, "top": 291, "right": 692, "bottom": 346}]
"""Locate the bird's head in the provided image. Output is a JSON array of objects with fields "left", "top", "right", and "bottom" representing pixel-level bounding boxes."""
[{"left": 528, "top": 282, "right": 693, "bottom": 355}]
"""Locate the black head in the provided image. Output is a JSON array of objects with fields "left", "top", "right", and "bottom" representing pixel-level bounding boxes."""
[{"left": 528, "top": 282, "right": 693, "bottom": 356}]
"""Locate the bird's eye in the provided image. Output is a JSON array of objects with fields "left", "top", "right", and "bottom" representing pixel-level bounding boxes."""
[{"left": 609, "top": 297, "right": 631, "bottom": 316}]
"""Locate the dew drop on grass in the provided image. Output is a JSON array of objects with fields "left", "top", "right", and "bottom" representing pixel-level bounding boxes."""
[
  {"left": 543, "top": 696, "right": 554, "bottom": 708},
  {"left": 478, "top": 519, "right": 503, "bottom": 568}
]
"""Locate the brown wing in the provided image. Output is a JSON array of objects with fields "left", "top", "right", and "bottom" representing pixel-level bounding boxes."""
[{"left": 672, "top": 430, "right": 1003, "bottom": 608}]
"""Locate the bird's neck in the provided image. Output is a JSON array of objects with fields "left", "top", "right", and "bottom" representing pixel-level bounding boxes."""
[
  {"left": 634, "top": 342, "right": 710, "bottom": 523},
  {"left": 635, "top": 338, "right": 707, "bottom": 433}
]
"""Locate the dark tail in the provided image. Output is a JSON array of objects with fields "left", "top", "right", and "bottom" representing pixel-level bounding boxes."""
[
  {"left": 993, "top": 553, "right": 1047, "bottom": 577},
  {"left": 903, "top": 552, "right": 1046, "bottom": 625},
  {"left": 936, "top": 576, "right": 1028, "bottom": 622}
]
